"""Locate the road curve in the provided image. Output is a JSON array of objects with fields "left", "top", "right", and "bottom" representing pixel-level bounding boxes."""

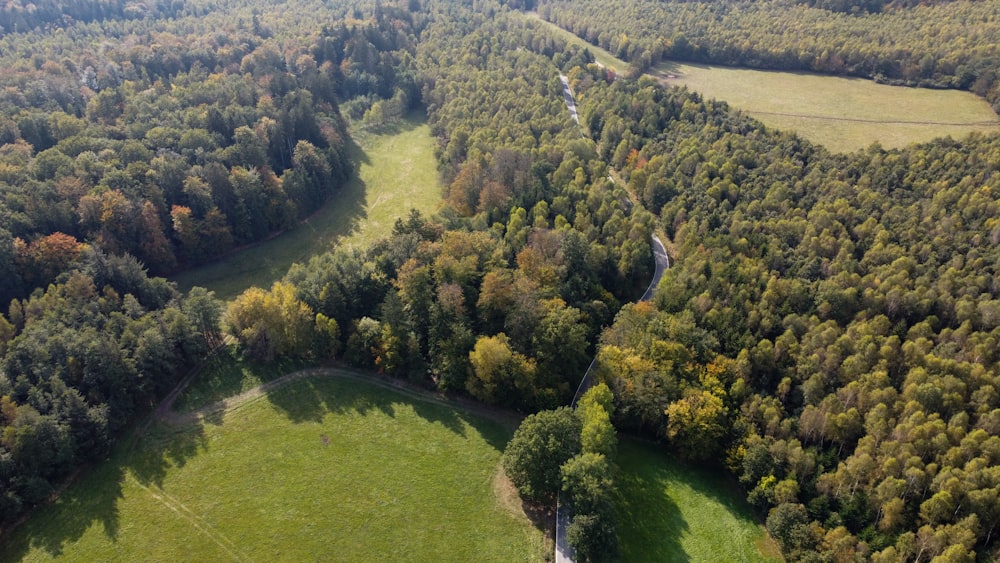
[
  {"left": 555, "top": 233, "right": 670, "bottom": 563},
  {"left": 641, "top": 234, "right": 670, "bottom": 302},
  {"left": 559, "top": 75, "right": 580, "bottom": 124}
]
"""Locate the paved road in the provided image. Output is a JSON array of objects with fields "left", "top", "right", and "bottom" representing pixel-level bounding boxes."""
[
  {"left": 641, "top": 234, "right": 670, "bottom": 302},
  {"left": 555, "top": 233, "right": 670, "bottom": 563},
  {"left": 559, "top": 75, "right": 580, "bottom": 124}
]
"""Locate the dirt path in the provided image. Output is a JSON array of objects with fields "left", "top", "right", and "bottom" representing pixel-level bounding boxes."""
[{"left": 155, "top": 364, "right": 525, "bottom": 429}]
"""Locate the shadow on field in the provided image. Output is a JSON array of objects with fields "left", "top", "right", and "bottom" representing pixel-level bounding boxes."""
[
  {"left": 0, "top": 464, "right": 125, "bottom": 561},
  {"left": 616, "top": 461, "right": 690, "bottom": 562},
  {"left": 0, "top": 420, "right": 209, "bottom": 561},
  {"left": 615, "top": 438, "right": 766, "bottom": 563},
  {"left": 174, "top": 351, "right": 313, "bottom": 415},
  {"left": 262, "top": 371, "right": 511, "bottom": 452},
  {"left": 128, "top": 422, "right": 209, "bottom": 489},
  {"left": 169, "top": 135, "right": 373, "bottom": 301},
  {"left": 0, "top": 367, "right": 512, "bottom": 560}
]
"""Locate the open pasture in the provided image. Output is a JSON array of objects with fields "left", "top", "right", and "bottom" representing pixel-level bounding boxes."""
[
  {"left": 1, "top": 374, "right": 546, "bottom": 562},
  {"left": 615, "top": 438, "right": 782, "bottom": 562},
  {"left": 530, "top": 14, "right": 1000, "bottom": 153},
  {"left": 172, "top": 113, "right": 442, "bottom": 301},
  {"left": 654, "top": 62, "right": 1000, "bottom": 153}
]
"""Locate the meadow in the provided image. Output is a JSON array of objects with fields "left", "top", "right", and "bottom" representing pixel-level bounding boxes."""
[
  {"left": 0, "top": 374, "right": 547, "bottom": 562},
  {"left": 171, "top": 113, "right": 442, "bottom": 301},
  {"left": 615, "top": 438, "right": 782, "bottom": 562},
  {"left": 653, "top": 62, "right": 1000, "bottom": 153},
  {"left": 531, "top": 15, "right": 1000, "bottom": 153}
]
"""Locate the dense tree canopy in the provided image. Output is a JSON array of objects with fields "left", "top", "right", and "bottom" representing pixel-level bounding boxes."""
[
  {"left": 1, "top": 0, "right": 999, "bottom": 560},
  {"left": 574, "top": 73, "right": 1000, "bottom": 559},
  {"left": 0, "top": 250, "right": 217, "bottom": 519},
  {"left": 0, "top": 0, "right": 442, "bottom": 304},
  {"left": 536, "top": 0, "right": 1000, "bottom": 111},
  {"left": 501, "top": 406, "right": 582, "bottom": 502}
]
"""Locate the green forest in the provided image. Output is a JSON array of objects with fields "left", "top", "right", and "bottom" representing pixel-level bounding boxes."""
[{"left": 1, "top": 0, "right": 999, "bottom": 561}]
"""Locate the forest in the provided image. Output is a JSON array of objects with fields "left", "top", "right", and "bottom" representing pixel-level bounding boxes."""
[
  {"left": 1, "top": 0, "right": 999, "bottom": 561},
  {"left": 535, "top": 0, "right": 1000, "bottom": 112}
]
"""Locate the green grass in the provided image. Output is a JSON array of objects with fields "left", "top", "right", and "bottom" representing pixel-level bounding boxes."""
[
  {"left": 1, "top": 375, "right": 546, "bottom": 562},
  {"left": 530, "top": 13, "right": 627, "bottom": 72},
  {"left": 652, "top": 62, "right": 1000, "bottom": 153},
  {"left": 615, "top": 438, "right": 782, "bottom": 562},
  {"left": 172, "top": 349, "right": 313, "bottom": 413},
  {"left": 171, "top": 111, "right": 442, "bottom": 301},
  {"left": 529, "top": 14, "right": 1000, "bottom": 153}
]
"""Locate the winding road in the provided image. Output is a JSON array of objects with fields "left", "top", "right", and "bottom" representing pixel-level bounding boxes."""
[
  {"left": 560, "top": 75, "right": 580, "bottom": 124},
  {"left": 555, "top": 69, "right": 672, "bottom": 563},
  {"left": 555, "top": 234, "right": 670, "bottom": 563}
]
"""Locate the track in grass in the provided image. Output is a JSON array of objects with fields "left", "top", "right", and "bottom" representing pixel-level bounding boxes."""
[
  {"left": 529, "top": 14, "right": 1000, "bottom": 153},
  {"left": 1, "top": 374, "right": 547, "bottom": 562},
  {"left": 615, "top": 438, "right": 782, "bottom": 563},
  {"left": 171, "top": 112, "right": 442, "bottom": 301},
  {"left": 653, "top": 62, "right": 1000, "bottom": 153}
]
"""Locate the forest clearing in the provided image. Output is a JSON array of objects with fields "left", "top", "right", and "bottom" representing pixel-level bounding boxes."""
[
  {"left": 171, "top": 113, "right": 441, "bottom": 301},
  {"left": 1, "top": 374, "right": 547, "bottom": 562},
  {"left": 531, "top": 14, "right": 1000, "bottom": 152}
]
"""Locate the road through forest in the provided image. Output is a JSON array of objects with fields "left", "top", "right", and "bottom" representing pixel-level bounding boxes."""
[
  {"left": 554, "top": 71, "right": 671, "bottom": 563},
  {"left": 555, "top": 233, "right": 669, "bottom": 563}
]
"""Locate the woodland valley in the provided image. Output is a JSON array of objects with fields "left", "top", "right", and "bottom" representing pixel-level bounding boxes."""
[{"left": 1, "top": 0, "right": 999, "bottom": 561}]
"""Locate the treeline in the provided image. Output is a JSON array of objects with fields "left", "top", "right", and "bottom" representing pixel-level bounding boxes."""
[
  {"left": 0, "top": 0, "right": 185, "bottom": 34},
  {"left": 0, "top": 0, "right": 435, "bottom": 306},
  {"left": 0, "top": 250, "right": 220, "bottom": 521},
  {"left": 502, "top": 385, "right": 619, "bottom": 560},
  {"left": 568, "top": 73, "right": 1000, "bottom": 560},
  {"left": 535, "top": 0, "right": 1000, "bottom": 111},
  {"left": 221, "top": 4, "right": 654, "bottom": 414},
  {"left": 0, "top": 0, "right": 421, "bottom": 532},
  {"left": 795, "top": 0, "right": 960, "bottom": 15}
]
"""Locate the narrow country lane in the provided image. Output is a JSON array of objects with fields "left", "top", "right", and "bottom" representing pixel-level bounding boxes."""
[
  {"left": 560, "top": 75, "right": 580, "bottom": 124},
  {"left": 556, "top": 234, "right": 670, "bottom": 563}
]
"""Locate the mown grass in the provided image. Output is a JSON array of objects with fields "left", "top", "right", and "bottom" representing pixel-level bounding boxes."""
[
  {"left": 172, "top": 348, "right": 313, "bottom": 413},
  {"left": 1, "top": 375, "right": 546, "bottom": 562},
  {"left": 653, "top": 62, "right": 1000, "bottom": 153},
  {"left": 530, "top": 14, "right": 1000, "bottom": 153},
  {"left": 530, "top": 13, "right": 627, "bottom": 72},
  {"left": 615, "top": 438, "right": 782, "bottom": 562},
  {"left": 171, "top": 111, "right": 442, "bottom": 301}
]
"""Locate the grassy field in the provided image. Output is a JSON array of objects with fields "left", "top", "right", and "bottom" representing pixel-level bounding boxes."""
[
  {"left": 1, "top": 374, "right": 546, "bottom": 562},
  {"left": 615, "top": 438, "right": 782, "bottom": 562},
  {"left": 172, "top": 349, "right": 313, "bottom": 413},
  {"left": 653, "top": 62, "right": 1000, "bottom": 153},
  {"left": 171, "top": 112, "right": 442, "bottom": 301},
  {"left": 531, "top": 13, "right": 627, "bottom": 72},
  {"left": 530, "top": 14, "right": 1000, "bottom": 153}
]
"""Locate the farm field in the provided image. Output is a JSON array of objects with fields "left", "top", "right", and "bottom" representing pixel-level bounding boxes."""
[
  {"left": 653, "top": 62, "right": 1000, "bottom": 153},
  {"left": 615, "top": 438, "right": 782, "bottom": 563},
  {"left": 0, "top": 373, "right": 546, "bottom": 562},
  {"left": 530, "top": 15, "right": 1000, "bottom": 153},
  {"left": 171, "top": 113, "right": 442, "bottom": 301}
]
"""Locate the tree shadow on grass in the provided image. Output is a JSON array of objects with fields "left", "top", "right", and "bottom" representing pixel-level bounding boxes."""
[
  {"left": 127, "top": 421, "right": 209, "bottom": 490},
  {"left": 0, "top": 368, "right": 513, "bottom": 561},
  {"left": 0, "top": 420, "right": 209, "bottom": 562},
  {"left": 175, "top": 351, "right": 313, "bottom": 416},
  {"left": 0, "top": 462, "right": 125, "bottom": 561},
  {"left": 352, "top": 109, "right": 429, "bottom": 141},
  {"left": 169, "top": 138, "right": 372, "bottom": 302},
  {"left": 262, "top": 370, "right": 515, "bottom": 453},
  {"left": 615, "top": 438, "right": 771, "bottom": 563},
  {"left": 264, "top": 372, "right": 397, "bottom": 424},
  {"left": 615, "top": 455, "right": 690, "bottom": 563}
]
